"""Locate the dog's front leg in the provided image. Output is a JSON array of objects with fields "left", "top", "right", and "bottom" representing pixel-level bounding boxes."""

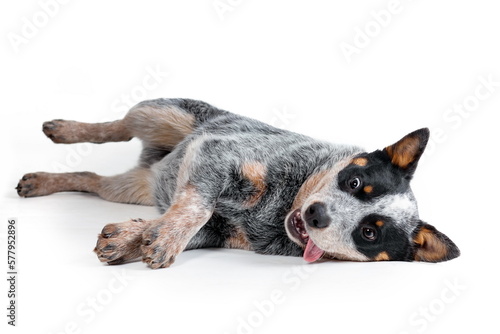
[{"left": 140, "top": 185, "right": 213, "bottom": 269}]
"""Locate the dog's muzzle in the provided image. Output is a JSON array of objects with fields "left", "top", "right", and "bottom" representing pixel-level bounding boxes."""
[{"left": 287, "top": 209, "right": 325, "bottom": 262}]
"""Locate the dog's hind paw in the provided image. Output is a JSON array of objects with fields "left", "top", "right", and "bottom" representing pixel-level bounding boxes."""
[
  {"left": 16, "top": 173, "right": 50, "bottom": 197},
  {"left": 43, "top": 119, "right": 79, "bottom": 143},
  {"left": 94, "top": 219, "right": 148, "bottom": 265}
]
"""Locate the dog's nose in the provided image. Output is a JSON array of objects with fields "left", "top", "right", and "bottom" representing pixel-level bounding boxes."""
[{"left": 304, "top": 202, "right": 331, "bottom": 228}]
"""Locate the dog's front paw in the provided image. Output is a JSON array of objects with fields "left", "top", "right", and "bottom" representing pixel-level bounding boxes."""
[
  {"left": 94, "top": 219, "right": 147, "bottom": 265},
  {"left": 141, "top": 224, "right": 184, "bottom": 269}
]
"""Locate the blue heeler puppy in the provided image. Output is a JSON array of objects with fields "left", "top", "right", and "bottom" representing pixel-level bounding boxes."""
[{"left": 17, "top": 98, "right": 460, "bottom": 268}]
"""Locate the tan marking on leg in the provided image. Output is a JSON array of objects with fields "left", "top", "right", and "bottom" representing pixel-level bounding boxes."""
[
  {"left": 241, "top": 162, "right": 267, "bottom": 207},
  {"left": 225, "top": 226, "right": 253, "bottom": 251},
  {"left": 364, "top": 185, "right": 373, "bottom": 193},
  {"left": 43, "top": 120, "right": 131, "bottom": 144},
  {"left": 352, "top": 157, "right": 368, "bottom": 166},
  {"left": 141, "top": 185, "right": 212, "bottom": 268},
  {"left": 125, "top": 105, "right": 195, "bottom": 148},
  {"left": 99, "top": 167, "right": 154, "bottom": 205},
  {"left": 374, "top": 251, "right": 390, "bottom": 261}
]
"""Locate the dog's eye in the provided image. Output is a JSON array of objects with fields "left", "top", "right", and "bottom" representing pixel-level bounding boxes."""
[
  {"left": 348, "top": 177, "right": 362, "bottom": 190},
  {"left": 362, "top": 227, "right": 377, "bottom": 241}
]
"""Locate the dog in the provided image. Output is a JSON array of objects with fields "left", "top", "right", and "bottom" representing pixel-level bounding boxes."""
[{"left": 16, "top": 98, "right": 460, "bottom": 268}]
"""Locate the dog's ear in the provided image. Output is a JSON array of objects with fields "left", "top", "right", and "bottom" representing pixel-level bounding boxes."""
[
  {"left": 412, "top": 222, "right": 460, "bottom": 262},
  {"left": 383, "top": 128, "right": 430, "bottom": 177}
]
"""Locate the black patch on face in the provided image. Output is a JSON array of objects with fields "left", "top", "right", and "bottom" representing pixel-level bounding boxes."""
[
  {"left": 352, "top": 214, "right": 413, "bottom": 261},
  {"left": 338, "top": 151, "right": 410, "bottom": 201}
]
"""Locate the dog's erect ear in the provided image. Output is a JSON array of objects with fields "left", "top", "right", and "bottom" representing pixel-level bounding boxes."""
[
  {"left": 383, "top": 128, "right": 430, "bottom": 176},
  {"left": 412, "top": 222, "right": 460, "bottom": 262}
]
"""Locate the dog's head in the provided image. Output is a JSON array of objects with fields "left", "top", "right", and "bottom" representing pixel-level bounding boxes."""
[{"left": 285, "top": 128, "right": 460, "bottom": 263}]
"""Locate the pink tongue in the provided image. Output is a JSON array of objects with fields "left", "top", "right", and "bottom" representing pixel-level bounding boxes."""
[{"left": 303, "top": 239, "right": 325, "bottom": 263}]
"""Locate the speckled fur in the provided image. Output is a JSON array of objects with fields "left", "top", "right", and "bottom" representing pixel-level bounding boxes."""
[{"left": 17, "top": 98, "right": 460, "bottom": 268}]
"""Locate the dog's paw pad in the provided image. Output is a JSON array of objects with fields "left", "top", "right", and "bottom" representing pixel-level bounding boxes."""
[
  {"left": 140, "top": 226, "right": 179, "bottom": 269},
  {"left": 16, "top": 173, "right": 44, "bottom": 197},
  {"left": 94, "top": 221, "right": 145, "bottom": 265},
  {"left": 141, "top": 247, "right": 175, "bottom": 269},
  {"left": 100, "top": 224, "right": 121, "bottom": 239},
  {"left": 42, "top": 120, "right": 70, "bottom": 143}
]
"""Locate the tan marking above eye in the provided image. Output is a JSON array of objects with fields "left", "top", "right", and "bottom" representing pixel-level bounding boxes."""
[
  {"left": 375, "top": 220, "right": 384, "bottom": 227},
  {"left": 352, "top": 157, "right": 368, "bottom": 166},
  {"left": 364, "top": 185, "right": 373, "bottom": 193}
]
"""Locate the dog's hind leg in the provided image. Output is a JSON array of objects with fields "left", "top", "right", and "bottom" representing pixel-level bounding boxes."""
[
  {"left": 16, "top": 167, "right": 154, "bottom": 205},
  {"left": 19, "top": 99, "right": 228, "bottom": 204},
  {"left": 42, "top": 98, "right": 226, "bottom": 147},
  {"left": 42, "top": 119, "right": 132, "bottom": 144}
]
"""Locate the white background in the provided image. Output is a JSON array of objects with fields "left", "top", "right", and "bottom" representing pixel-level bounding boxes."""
[{"left": 1, "top": 1, "right": 499, "bottom": 333}]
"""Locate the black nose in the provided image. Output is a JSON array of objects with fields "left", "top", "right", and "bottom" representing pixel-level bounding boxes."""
[{"left": 304, "top": 202, "right": 331, "bottom": 228}]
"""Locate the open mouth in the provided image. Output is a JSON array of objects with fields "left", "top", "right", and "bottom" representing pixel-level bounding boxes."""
[
  {"left": 287, "top": 209, "right": 325, "bottom": 263},
  {"left": 288, "top": 209, "right": 309, "bottom": 244}
]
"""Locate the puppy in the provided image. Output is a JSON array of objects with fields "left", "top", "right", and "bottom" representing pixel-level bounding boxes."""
[{"left": 17, "top": 98, "right": 460, "bottom": 268}]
